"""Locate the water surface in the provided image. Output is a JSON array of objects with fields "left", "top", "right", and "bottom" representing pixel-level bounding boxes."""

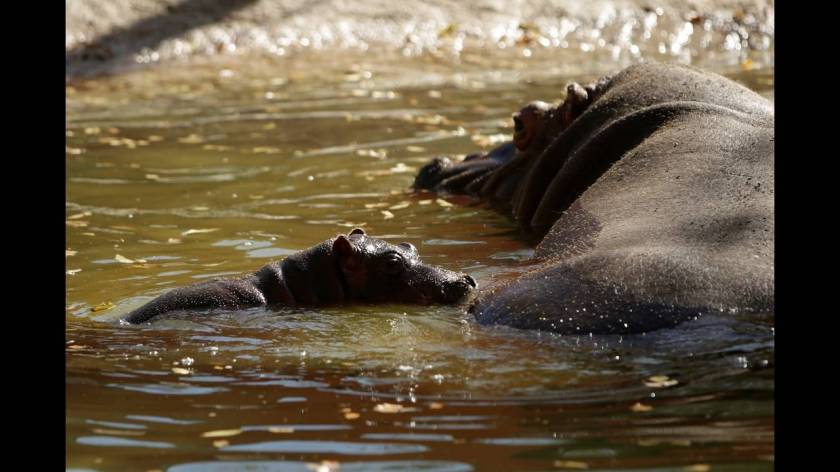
[{"left": 66, "top": 56, "right": 774, "bottom": 471}]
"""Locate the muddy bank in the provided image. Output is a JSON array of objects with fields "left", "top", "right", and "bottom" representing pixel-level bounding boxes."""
[{"left": 66, "top": 0, "right": 773, "bottom": 79}]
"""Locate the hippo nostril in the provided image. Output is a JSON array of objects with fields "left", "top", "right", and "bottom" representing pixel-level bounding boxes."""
[{"left": 464, "top": 275, "right": 477, "bottom": 288}]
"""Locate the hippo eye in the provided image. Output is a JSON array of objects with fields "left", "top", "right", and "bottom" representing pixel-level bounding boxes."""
[
  {"left": 382, "top": 253, "right": 405, "bottom": 275},
  {"left": 398, "top": 242, "right": 417, "bottom": 253}
]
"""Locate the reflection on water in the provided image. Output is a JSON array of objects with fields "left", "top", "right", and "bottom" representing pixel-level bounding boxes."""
[{"left": 66, "top": 56, "right": 774, "bottom": 471}]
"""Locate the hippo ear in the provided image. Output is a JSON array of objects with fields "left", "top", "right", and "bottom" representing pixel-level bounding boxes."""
[
  {"left": 332, "top": 235, "right": 354, "bottom": 258},
  {"left": 349, "top": 227, "right": 366, "bottom": 236}
]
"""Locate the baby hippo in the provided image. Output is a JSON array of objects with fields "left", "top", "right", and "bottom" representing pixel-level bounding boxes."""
[{"left": 124, "top": 228, "right": 477, "bottom": 323}]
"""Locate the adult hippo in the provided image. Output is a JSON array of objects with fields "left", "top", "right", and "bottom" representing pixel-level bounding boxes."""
[
  {"left": 414, "top": 62, "right": 773, "bottom": 334},
  {"left": 124, "top": 228, "right": 477, "bottom": 323}
]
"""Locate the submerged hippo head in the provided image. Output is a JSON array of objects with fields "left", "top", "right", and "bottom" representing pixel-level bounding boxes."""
[
  {"left": 412, "top": 79, "right": 607, "bottom": 201},
  {"left": 281, "top": 228, "right": 477, "bottom": 305}
]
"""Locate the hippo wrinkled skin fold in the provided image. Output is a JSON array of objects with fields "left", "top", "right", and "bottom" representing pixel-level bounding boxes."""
[
  {"left": 123, "top": 228, "right": 477, "bottom": 324},
  {"left": 414, "top": 62, "right": 774, "bottom": 334}
]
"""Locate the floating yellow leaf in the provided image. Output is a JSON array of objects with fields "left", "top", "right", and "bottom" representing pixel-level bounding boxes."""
[
  {"left": 66, "top": 220, "right": 89, "bottom": 228},
  {"left": 373, "top": 403, "right": 408, "bottom": 413},
  {"left": 344, "top": 412, "right": 360, "bottom": 420},
  {"left": 637, "top": 439, "right": 661, "bottom": 447},
  {"left": 436, "top": 199, "right": 453, "bottom": 207},
  {"left": 553, "top": 460, "right": 589, "bottom": 469},
  {"left": 67, "top": 269, "right": 82, "bottom": 275},
  {"left": 182, "top": 228, "right": 220, "bottom": 236},
  {"left": 428, "top": 402, "right": 444, "bottom": 410},
  {"left": 268, "top": 427, "right": 295, "bottom": 434},
  {"left": 631, "top": 402, "right": 653, "bottom": 412},
  {"left": 418, "top": 200, "right": 433, "bottom": 205},
  {"left": 171, "top": 367, "right": 191, "bottom": 375},
  {"left": 644, "top": 375, "right": 679, "bottom": 388},
  {"left": 212, "top": 439, "right": 229, "bottom": 448},
  {"left": 389, "top": 163, "right": 416, "bottom": 173},
  {"left": 67, "top": 344, "right": 89, "bottom": 350},
  {"left": 66, "top": 147, "right": 85, "bottom": 156},
  {"left": 91, "top": 301, "right": 114, "bottom": 312},
  {"left": 84, "top": 127, "right": 101, "bottom": 135},
  {"left": 167, "top": 238, "right": 182, "bottom": 244},
  {"left": 201, "top": 429, "right": 242, "bottom": 438},
  {"left": 684, "top": 465, "right": 710, "bottom": 472},
  {"left": 427, "top": 90, "right": 442, "bottom": 98},
  {"left": 115, "top": 254, "right": 135, "bottom": 264},
  {"left": 406, "top": 145, "right": 426, "bottom": 152},
  {"left": 146, "top": 174, "right": 160, "bottom": 181},
  {"left": 179, "top": 134, "right": 205, "bottom": 144},
  {"left": 66, "top": 250, "right": 77, "bottom": 257},
  {"left": 381, "top": 210, "right": 394, "bottom": 219},
  {"left": 389, "top": 201, "right": 410, "bottom": 210}
]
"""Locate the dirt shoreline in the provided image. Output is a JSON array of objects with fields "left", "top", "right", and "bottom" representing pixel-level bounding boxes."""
[{"left": 67, "top": 0, "right": 773, "bottom": 79}]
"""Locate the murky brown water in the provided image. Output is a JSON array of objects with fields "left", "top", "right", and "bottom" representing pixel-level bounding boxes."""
[{"left": 66, "top": 55, "right": 774, "bottom": 471}]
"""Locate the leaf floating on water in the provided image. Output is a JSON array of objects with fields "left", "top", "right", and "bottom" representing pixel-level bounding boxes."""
[
  {"left": 413, "top": 114, "right": 449, "bottom": 125},
  {"left": 630, "top": 402, "right": 653, "bottom": 412},
  {"left": 406, "top": 145, "right": 426, "bottom": 152},
  {"left": 201, "top": 429, "right": 242, "bottom": 438},
  {"left": 418, "top": 200, "right": 433, "bottom": 205},
  {"left": 389, "top": 201, "right": 411, "bottom": 210},
  {"left": 84, "top": 127, "right": 101, "bottom": 135},
  {"left": 66, "top": 146, "right": 85, "bottom": 156},
  {"left": 178, "top": 134, "right": 205, "bottom": 144},
  {"left": 637, "top": 439, "right": 661, "bottom": 447},
  {"left": 428, "top": 90, "right": 442, "bottom": 98},
  {"left": 67, "top": 344, "right": 89, "bottom": 350},
  {"left": 344, "top": 412, "right": 360, "bottom": 420},
  {"left": 167, "top": 238, "right": 182, "bottom": 244},
  {"left": 389, "top": 163, "right": 416, "bottom": 173},
  {"left": 644, "top": 375, "right": 679, "bottom": 388},
  {"left": 91, "top": 301, "right": 114, "bottom": 312},
  {"left": 268, "top": 427, "right": 295, "bottom": 434},
  {"left": 171, "top": 367, "right": 191, "bottom": 375},
  {"left": 381, "top": 210, "right": 395, "bottom": 220},
  {"left": 66, "top": 250, "right": 78, "bottom": 257},
  {"left": 212, "top": 439, "right": 229, "bottom": 448},
  {"left": 67, "top": 212, "right": 91, "bottom": 220},
  {"left": 182, "top": 228, "right": 220, "bottom": 236},
  {"left": 203, "top": 144, "right": 232, "bottom": 152},
  {"left": 356, "top": 149, "right": 387, "bottom": 159},
  {"left": 145, "top": 174, "right": 160, "bottom": 181},
  {"left": 66, "top": 220, "right": 89, "bottom": 228},
  {"left": 428, "top": 402, "right": 444, "bottom": 410},
  {"left": 115, "top": 254, "right": 135, "bottom": 264},
  {"left": 67, "top": 269, "right": 82, "bottom": 275},
  {"left": 684, "top": 465, "right": 710, "bottom": 472},
  {"left": 553, "top": 460, "right": 589, "bottom": 469},
  {"left": 373, "top": 403, "right": 415, "bottom": 413},
  {"left": 435, "top": 199, "right": 453, "bottom": 207}
]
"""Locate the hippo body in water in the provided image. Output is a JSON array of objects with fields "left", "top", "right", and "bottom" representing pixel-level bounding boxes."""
[
  {"left": 124, "top": 228, "right": 477, "bottom": 324},
  {"left": 414, "top": 63, "right": 774, "bottom": 334}
]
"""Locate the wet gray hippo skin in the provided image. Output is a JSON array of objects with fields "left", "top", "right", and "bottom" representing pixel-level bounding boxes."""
[
  {"left": 413, "top": 62, "right": 774, "bottom": 334},
  {"left": 124, "top": 228, "right": 477, "bottom": 324}
]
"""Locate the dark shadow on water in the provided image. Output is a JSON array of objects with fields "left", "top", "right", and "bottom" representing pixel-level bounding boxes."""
[{"left": 66, "top": 0, "right": 258, "bottom": 79}]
